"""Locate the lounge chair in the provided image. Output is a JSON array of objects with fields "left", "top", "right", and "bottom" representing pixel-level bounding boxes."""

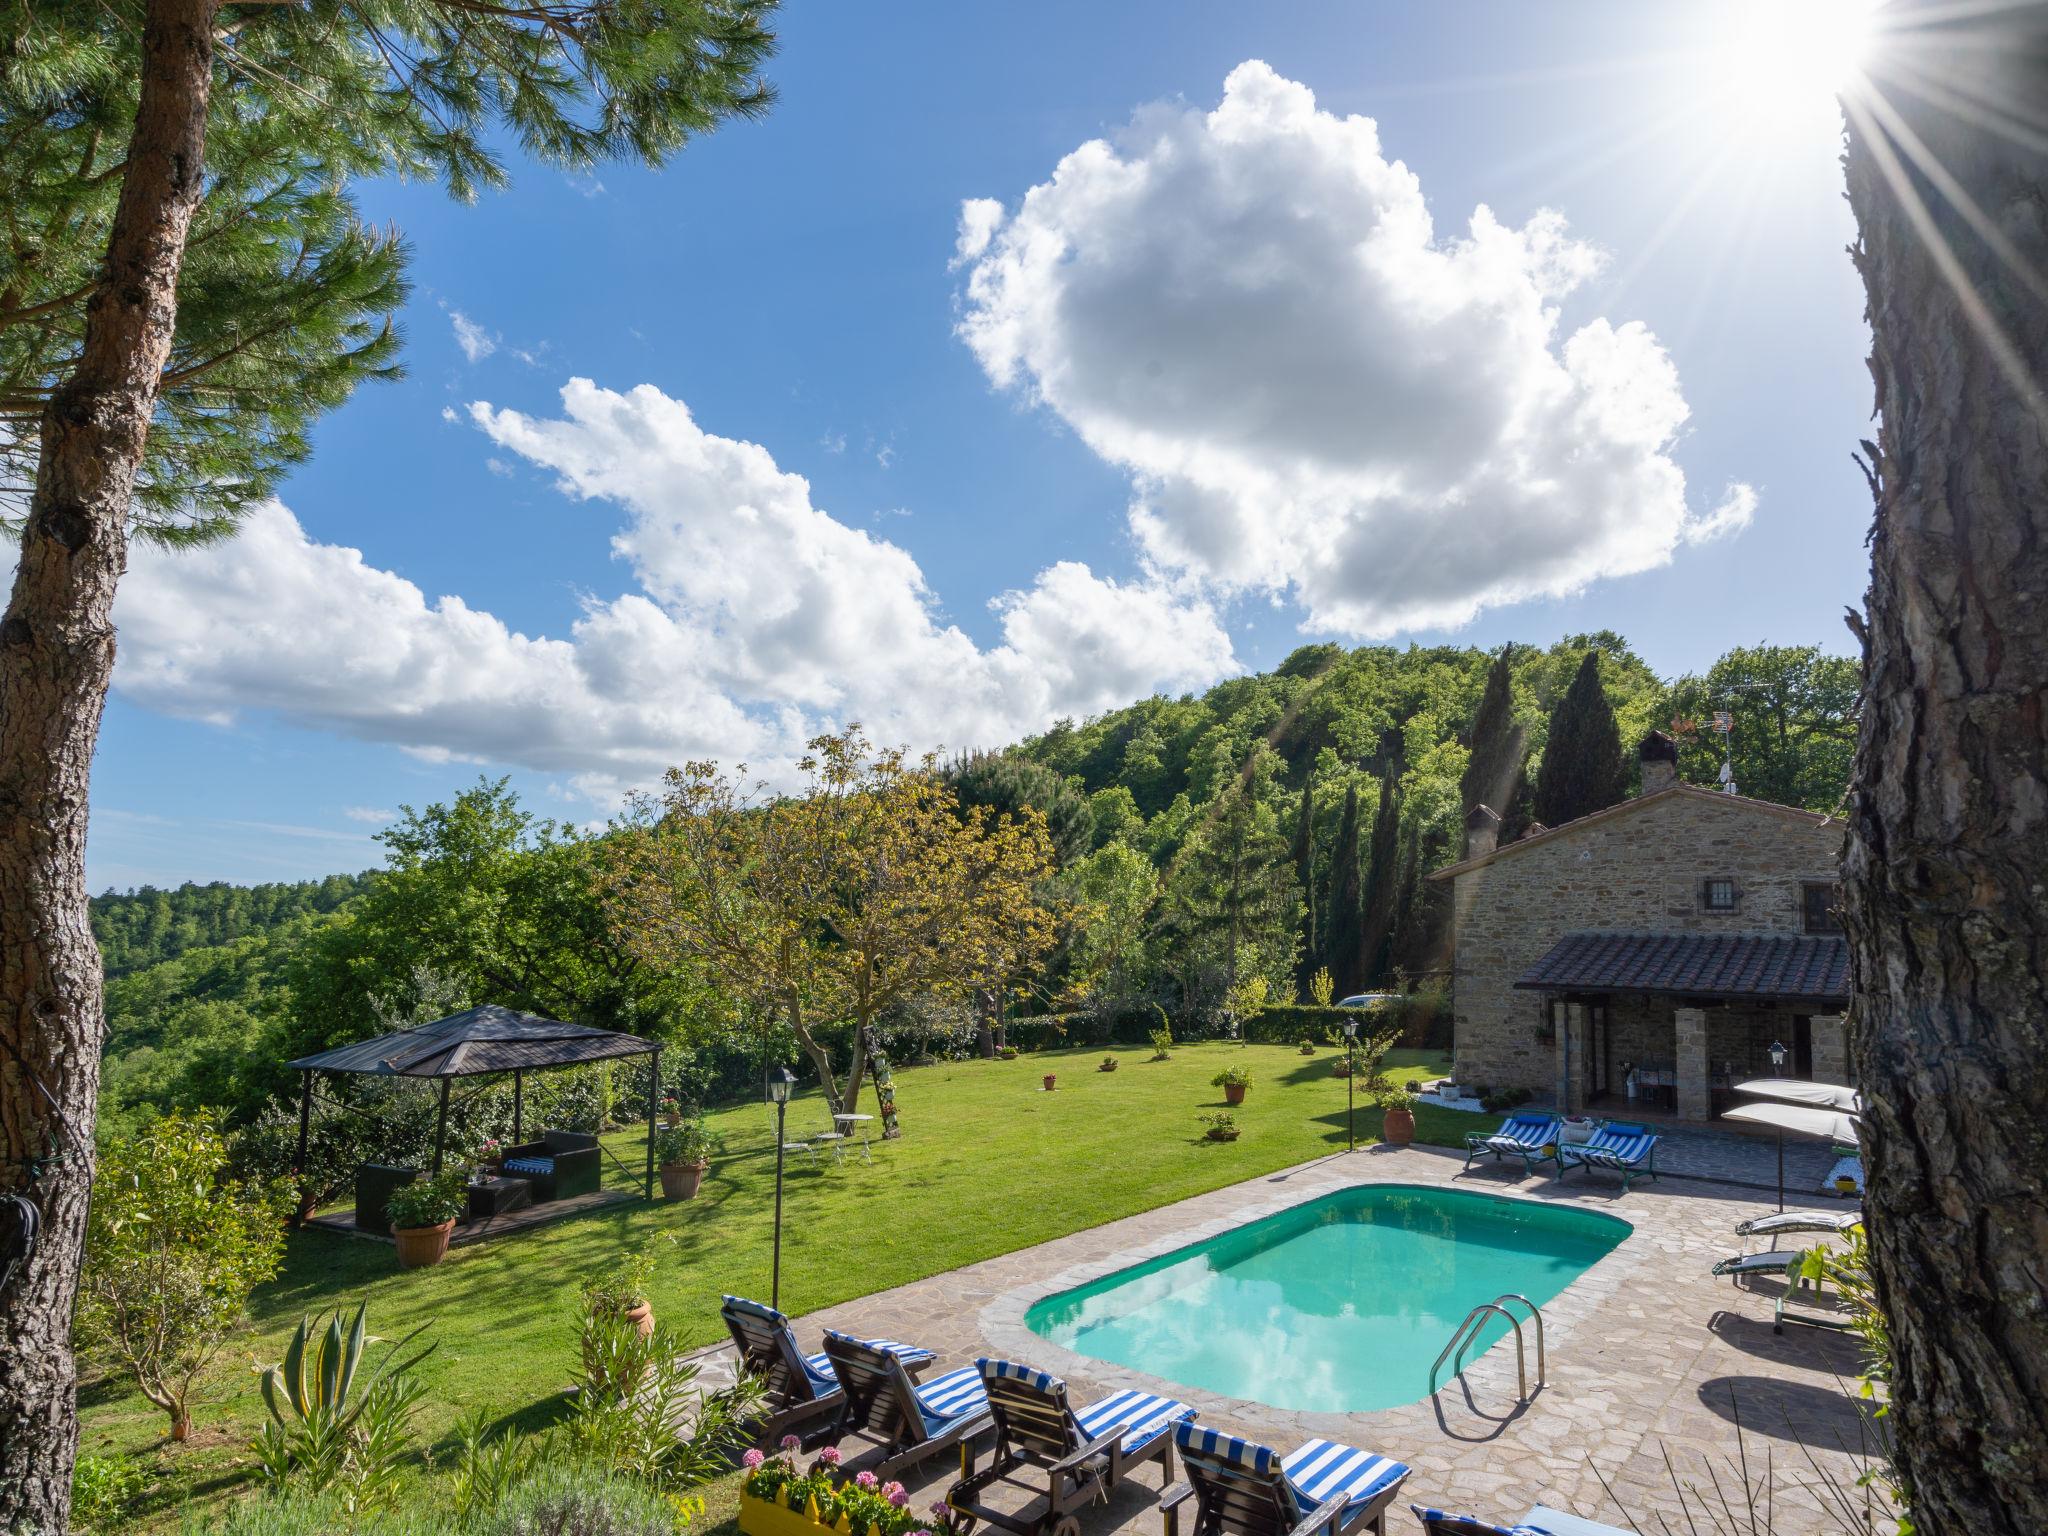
[
  {"left": 1711, "top": 1250, "right": 1863, "bottom": 1336},
  {"left": 1733, "top": 1209, "right": 1862, "bottom": 1240},
  {"left": 1557, "top": 1122, "right": 1659, "bottom": 1192},
  {"left": 1164, "top": 1424, "right": 1411, "bottom": 1536},
  {"left": 1711, "top": 1248, "right": 1808, "bottom": 1283},
  {"left": 719, "top": 1295, "right": 934, "bottom": 1445},
  {"left": 819, "top": 1330, "right": 991, "bottom": 1479},
  {"left": 1413, "top": 1505, "right": 1630, "bottom": 1535},
  {"left": 1461, "top": 1114, "right": 1561, "bottom": 1176},
  {"left": 946, "top": 1359, "right": 1196, "bottom": 1536}
]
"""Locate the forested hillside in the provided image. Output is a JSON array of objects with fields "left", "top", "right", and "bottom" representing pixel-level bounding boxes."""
[
  {"left": 90, "top": 873, "right": 374, "bottom": 975},
  {"left": 93, "top": 635, "right": 1856, "bottom": 1142}
]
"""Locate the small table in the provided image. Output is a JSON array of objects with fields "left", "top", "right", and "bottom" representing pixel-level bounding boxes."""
[
  {"left": 832, "top": 1113, "right": 876, "bottom": 1163},
  {"left": 466, "top": 1175, "right": 532, "bottom": 1221}
]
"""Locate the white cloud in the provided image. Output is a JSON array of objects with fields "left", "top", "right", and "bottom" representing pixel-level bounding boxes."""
[
  {"left": 449, "top": 310, "right": 497, "bottom": 363},
  {"left": 343, "top": 806, "right": 396, "bottom": 825},
  {"left": 820, "top": 431, "right": 847, "bottom": 455},
  {"left": 955, "top": 60, "right": 1753, "bottom": 637},
  {"left": 113, "top": 381, "right": 1235, "bottom": 798}
]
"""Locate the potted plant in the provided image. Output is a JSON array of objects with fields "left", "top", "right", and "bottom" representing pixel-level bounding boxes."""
[
  {"left": 1376, "top": 1083, "right": 1416, "bottom": 1146},
  {"left": 739, "top": 1443, "right": 923, "bottom": 1536},
  {"left": 995, "top": 1045, "right": 1019, "bottom": 1061},
  {"left": 1042, "top": 1072, "right": 1057, "bottom": 1091},
  {"left": 476, "top": 1136, "right": 505, "bottom": 1172},
  {"left": 1211, "top": 1064, "right": 1252, "bottom": 1106},
  {"left": 660, "top": 1095, "right": 683, "bottom": 1129},
  {"left": 654, "top": 1118, "right": 715, "bottom": 1200},
  {"left": 386, "top": 1172, "right": 466, "bottom": 1270},
  {"left": 1298, "top": 1038, "right": 1316, "bottom": 1055},
  {"left": 1199, "top": 1112, "right": 1240, "bottom": 1143},
  {"left": 1099, "top": 1055, "right": 1119, "bottom": 1072},
  {"left": 583, "top": 1251, "right": 656, "bottom": 1338}
]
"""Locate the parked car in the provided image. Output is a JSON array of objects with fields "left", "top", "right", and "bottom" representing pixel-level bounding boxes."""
[{"left": 1336, "top": 992, "right": 1403, "bottom": 1008}]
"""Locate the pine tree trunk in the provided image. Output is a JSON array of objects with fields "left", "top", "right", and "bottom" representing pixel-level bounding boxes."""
[
  {"left": 1840, "top": 7, "right": 2048, "bottom": 1531},
  {"left": 0, "top": 0, "right": 215, "bottom": 1524}
]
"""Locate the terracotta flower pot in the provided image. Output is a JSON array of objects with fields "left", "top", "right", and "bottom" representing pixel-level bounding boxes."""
[
  {"left": 659, "top": 1159, "right": 709, "bottom": 1200},
  {"left": 1382, "top": 1106, "right": 1416, "bottom": 1146},
  {"left": 1099, "top": 1061, "right": 1118, "bottom": 1073},
  {"left": 1043, "top": 1074, "right": 1058, "bottom": 1091},
  {"left": 393, "top": 1218, "right": 455, "bottom": 1270},
  {"left": 622, "top": 1300, "right": 654, "bottom": 1337},
  {"left": 1224, "top": 1082, "right": 1247, "bottom": 1106},
  {"left": 1205, "top": 1127, "right": 1240, "bottom": 1142}
]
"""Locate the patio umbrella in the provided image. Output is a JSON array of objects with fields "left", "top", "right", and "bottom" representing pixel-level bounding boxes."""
[
  {"left": 1731, "top": 1077, "right": 1862, "bottom": 1112},
  {"left": 1722, "top": 1099, "right": 1861, "bottom": 1211}
]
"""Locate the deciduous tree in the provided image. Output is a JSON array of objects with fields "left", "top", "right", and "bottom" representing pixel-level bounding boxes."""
[
  {"left": 1840, "top": 4, "right": 2048, "bottom": 1530},
  {"left": 612, "top": 729, "right": 1057, "bottom": 1116}
]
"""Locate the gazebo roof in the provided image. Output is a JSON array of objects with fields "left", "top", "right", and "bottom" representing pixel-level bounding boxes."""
[{"left": 288, "top": 1005, "right": 656, "bottom": 1079}]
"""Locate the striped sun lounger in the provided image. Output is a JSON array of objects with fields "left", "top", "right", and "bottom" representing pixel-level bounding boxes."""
[
  {"left": 1462, "top": 1113, "right": 1562, "bottom": 1176},
  {"left": 946, "top": 1359, "right": 1195, "bottom": 1536},
  {"left": 1165, "top": 1423, "right": 1411, "bottom": 1536},
  {"left": 820, "top": 1331, "right": 990, "bottom": 1479},
  {"left": 1558, "top": 1122, "right": 1659, "bottom": 1192},
  {"left": 1733, "top": 1209, "right": 1863, "bottom": 1240},
  {"left": 719, "top": 1295, "right": 934, "bottom": 1446}
]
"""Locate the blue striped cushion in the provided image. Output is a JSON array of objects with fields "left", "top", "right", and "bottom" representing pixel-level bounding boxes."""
[
  {"left": 913, "top": 1365, "right": 989, "bottom": 1435},
  {"left": 1281, "top": 1439, "right": 1410, "bottom": 1510},
  {"left": 722, "top": 1293, "right": 789, "bottom": 1325},
  {"left": 801, "top": 1340, "right": 934, "bottom": 1391},
  {"left": 503, "top": 1156, "right": 551, "bottom": 1175},
  {"left": 1410, "top": 1508, "right": 1554, "bottom": 1536},
  {"left": 977, "top": 1358, "right": 1062, "bottom": 1394},
  {"left": 1570, "top": 1129, "right": 1654, "bottom": 1166},
  {"left": 1174, "top": 1422, "right": 1278, "bottom": 1475},
  {"left": 1073, "top": 1388, "right": 1196, "bottom": 1453},
  {"left": 1484, "top": 1115, "right": 1558, "bottom": 1151}
]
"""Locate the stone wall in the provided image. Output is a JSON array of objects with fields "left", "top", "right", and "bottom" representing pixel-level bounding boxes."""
[{"left": 1443, "top": 787, "right": 1845, "bottom": 1103}]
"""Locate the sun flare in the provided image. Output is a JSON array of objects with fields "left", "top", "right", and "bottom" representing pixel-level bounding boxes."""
[{"left": 1707, "top": 0, "right": 1879, "bottom": 133}]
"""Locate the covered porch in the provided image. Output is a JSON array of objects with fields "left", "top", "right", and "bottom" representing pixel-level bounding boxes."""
[{"left": 1516, "top": 931, "right": 1851, "bottom": 1122}]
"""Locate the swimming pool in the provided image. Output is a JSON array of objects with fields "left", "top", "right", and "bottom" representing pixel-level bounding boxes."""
[{"left": 1024, "top": 1184, "right": 1630, "bottom": 1414}]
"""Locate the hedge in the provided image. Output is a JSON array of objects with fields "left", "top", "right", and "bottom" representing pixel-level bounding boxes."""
[{"left": 1000, "top": 991, "right": 1453, "bottom": 1056}]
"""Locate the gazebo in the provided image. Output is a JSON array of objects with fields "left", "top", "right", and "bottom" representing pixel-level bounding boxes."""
[{"left": 288, "top": 1005, "right": 664, "bottom": 1220}]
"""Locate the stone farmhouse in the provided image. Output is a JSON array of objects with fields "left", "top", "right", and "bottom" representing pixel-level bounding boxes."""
[{"left": 1430, "top": 731, "right": 1850, "bottom": 1121}]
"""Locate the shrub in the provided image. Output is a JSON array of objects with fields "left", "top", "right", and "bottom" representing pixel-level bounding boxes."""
[
  {"left": 652, "top": 1119, "right": 714, "bottom": 1167},
  {"left": 488, "top": 1464, "right": 699, "bottom": 1536},
  {"left": 80, "top": 1111, "right": 286, "bottom": 1441},
  {"left": 1210, "top": 1065, "right": 1251, "bottom": 1090},
  {"left": 254, "top": 1304, "right": 434, "bottom": 1511},
  {"left": 178, "top": 1497, "right": 445, "bottom": 1536},
  {"left": 1198, "top": 1112, "right": 1238, "bottom": 1139},
  {"left": 583, "top": 1251, "right": 656, "bottom": 1316},
  {"left": 566, "top": 1313, "right": 762, "bottom": 1485},
  {"left": 384, "top": 1172, "right": 466, "bottom": 1230},
  {"left": 1307, "top": 966, "right": 1335, "bottom": 1008},
  {"left": 71, "top": 1454, "right": 145, "bottom": 1535}
]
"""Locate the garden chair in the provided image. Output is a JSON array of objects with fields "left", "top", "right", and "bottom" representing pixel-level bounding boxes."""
[
  {"left": 1709, "top": 1248, "right": 1862, "bottom": 1335},
  {"left": 1460, "top": 1113, "right": 1561, "bottom": 1177},
  {"left": 819, "top": 1330, "right": 992, "bottom": 1479},
  {"left": 720, "top": 1295, "right": 934, "bottom": 1446},
  {"left": 1163, "top": 1423, "right": 1410, "bottom": 1536},
  {"left": 946, "top": 1358, "right": 1196, "bottom": 1536},
  {"left": 1733, "top": 1209, "right": 1862, "bottom": 1243},
  {"left": 1557, "top": 1122, "right": 1659, "bottom": 1192}
]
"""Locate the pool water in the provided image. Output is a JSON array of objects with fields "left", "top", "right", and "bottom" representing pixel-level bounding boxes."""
[{"left": 1024, "top": 1185, "right": 1630, "bottom": 1413}]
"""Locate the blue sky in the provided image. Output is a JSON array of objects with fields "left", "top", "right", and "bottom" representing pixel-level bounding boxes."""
[{"left": 90, "top": 0, "right": 1876, "bottom": 891}]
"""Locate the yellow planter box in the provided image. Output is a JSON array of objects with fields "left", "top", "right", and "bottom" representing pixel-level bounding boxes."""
[{"left": 740, "top": 1491, "right": 844, "bottom": 1536}]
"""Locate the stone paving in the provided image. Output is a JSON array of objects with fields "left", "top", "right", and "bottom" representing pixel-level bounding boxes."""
[{"left": 704, "top": 1139, "right": 1887, "bottom": 1535}]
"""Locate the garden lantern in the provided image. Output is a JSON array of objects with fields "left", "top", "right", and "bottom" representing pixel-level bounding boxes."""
[{"left": 766, "top": 1066, "right": 798, "bottom": 1310}]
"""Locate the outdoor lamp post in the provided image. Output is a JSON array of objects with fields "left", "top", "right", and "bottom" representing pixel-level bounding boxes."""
[
  {"left": 1343, "top": 1017, "right": 1359, "bottom": 1152},
  {"left": 1769, "top": 1040, "right": 1788, "bottom": 1077},
  {"left": 765, "top": 1065, "right": 797, "bottom": 1311}
]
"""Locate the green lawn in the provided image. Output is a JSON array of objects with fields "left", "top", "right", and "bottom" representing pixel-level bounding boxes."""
[{"left": 86, "top": 1041, "right": 1457, "bottom": 1529}]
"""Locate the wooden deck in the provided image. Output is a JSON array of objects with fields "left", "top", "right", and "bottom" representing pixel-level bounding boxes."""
[{"left": 304, "top": 1187, "right": 643, "bottom": 1247}]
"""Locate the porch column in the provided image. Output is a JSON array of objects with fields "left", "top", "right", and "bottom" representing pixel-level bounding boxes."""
[
  {"left": 1560, "top": 1002, "right": 1591, "bottom": 1114},
  {"left": 1811, "top": 1012, "right": 1849, "bottom": 1082},
  {"left": 1674, "top": 1006, "right": 1710, "bottom": 1121}
]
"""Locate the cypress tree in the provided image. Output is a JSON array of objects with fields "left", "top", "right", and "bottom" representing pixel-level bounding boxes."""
[
  {"left": 1358, "top": 760, "right": 1403, "bottom": 985},
  {"left": 1460, "top": 648, "right": 1526, "bottom": 823},
  {"left": 1321, "top": 786, "right": 1364, "bottom": 997},
  {"left": 1289, "top": 774, "right": 1317, "bottom": 997},
  {"left": 1533, "top": 651, "right": 1629, "bottom": 827}
]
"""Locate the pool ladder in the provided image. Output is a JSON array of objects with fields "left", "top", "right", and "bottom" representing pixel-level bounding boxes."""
[{"left": 1428, "top": 1293, "right": 1546, "bottom": 1402}]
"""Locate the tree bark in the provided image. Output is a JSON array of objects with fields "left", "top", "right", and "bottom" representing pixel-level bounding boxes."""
[
  {"left": 0, "top": 0, "right": 216, "bottom": 1525},
  {"left": 1841, "top": 6, "right": 2048, "bottom": 1533}
]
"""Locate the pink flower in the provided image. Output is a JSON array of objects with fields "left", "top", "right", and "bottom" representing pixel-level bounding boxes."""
[
  {"left": 929, "top": 1502, "right": 952, "bottom": 1521},
  {"left": 885, "top": 1484, "right": 909, "bottom": 1508},
  {"left": 855, "top": 1471, "right": 878, "bottom": 1489},
  {"left": 743, "top": 1449, "right": 766, "bottom": 1469},
  {"left": 780, "top": 1435, "right": 802, "bottom": 1451},
  {"left": 817, "top": 1446, "right": 843, "bottom": 1466}
]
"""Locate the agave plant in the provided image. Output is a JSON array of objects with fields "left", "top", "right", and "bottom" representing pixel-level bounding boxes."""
[{"left": 253, "top": 1303, "right": 435, "bottom": 1509}]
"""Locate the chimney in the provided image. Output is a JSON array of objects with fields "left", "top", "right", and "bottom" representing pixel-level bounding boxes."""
[
  {"left": 1464, "top": 803, "right": 1502, "bottom": 861},
  {"left": 1638, "top": 730, "right": 1680, "bottom": 795}
]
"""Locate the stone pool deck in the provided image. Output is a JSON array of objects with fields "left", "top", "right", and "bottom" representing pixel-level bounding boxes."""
[{"left": 709, "top": 1142, "right": 1886, "bottom": 1534}]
